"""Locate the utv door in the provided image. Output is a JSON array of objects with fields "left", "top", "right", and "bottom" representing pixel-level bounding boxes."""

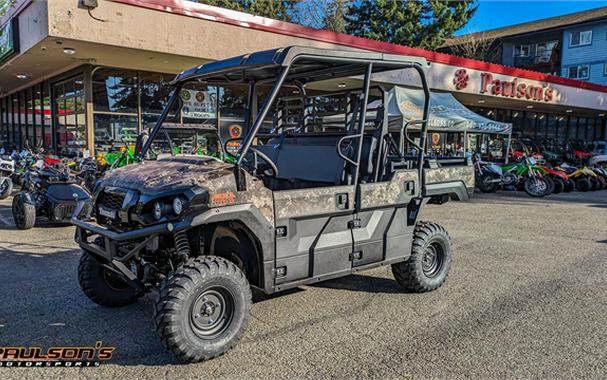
[
  {"left": 273, "top": 185, "right": 355, "bottom": 286},
  {"left": 352, "top": 170, "right": 420, "bottom": 267}
]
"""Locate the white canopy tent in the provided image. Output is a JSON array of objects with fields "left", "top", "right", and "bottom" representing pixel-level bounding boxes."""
[{"left": 384, "top": 86, "right": 513, "bottom": 161}]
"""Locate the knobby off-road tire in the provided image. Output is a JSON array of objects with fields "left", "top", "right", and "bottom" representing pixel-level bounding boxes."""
[
  {"left": 543, "top": 176, "right": 555, "bottom": 196},
  {"left": 523, "top": 177, "right": 547, "bottom": 197},
  {"left": 78, "top": 248, "right": 143, "bottom": 307},
  {"left": 154, "top": 256, "right": 252, "bottom": 363},
  {"left": 576, "top": 177, "right": 591, "bottom": 192},
  {"left": 392, "top": 222, "right": 452, "bottom": 292},
  {"left": 12, "top": 195, "right": 35, "bottom": 230},
  {"left": 0, "top": 177, "right": 13, "bottom": 199},
  {"left": 477, "top": 173, "right": 499, "bottom": 193},
  {"left": 552, "top": 177, "right": 564, "bottom": 194},
  {"left": 564, "top": 179, "right": 575, "bottom": 192}
]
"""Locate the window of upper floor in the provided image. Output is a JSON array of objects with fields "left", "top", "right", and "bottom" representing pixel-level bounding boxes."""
[
  {"left": 536, "top": 41, "right": 559, "bottom": 60},
  {"left": 513, "top": 44, "right": 531, "bottom": 57},
  {"left": 567, "top": 64, "right": 590, "bottom": 80},
  {"left": 569, "top": 30, "right": 592, "bottom": 47}
]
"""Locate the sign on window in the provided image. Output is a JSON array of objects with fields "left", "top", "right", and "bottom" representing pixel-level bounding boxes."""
[{"left": 180, "top": 89, "right": 217, "bottom": 119}]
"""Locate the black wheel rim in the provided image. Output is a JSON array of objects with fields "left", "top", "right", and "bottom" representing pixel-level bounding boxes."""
[
  {"left": 422, "top": 242, "right": 444, "bottom": 278},
  {"left": 190, "top": 286, "right": 235, "bottom": 339}
]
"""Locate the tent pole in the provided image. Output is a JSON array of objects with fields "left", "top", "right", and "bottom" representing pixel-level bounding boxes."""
[{"left": 505, "top": 130, "right": 512, "bottom": 164}]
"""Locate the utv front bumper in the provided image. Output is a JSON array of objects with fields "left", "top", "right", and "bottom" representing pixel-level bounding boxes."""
[{"left": 71, "top": 201, "right": 186, "bottom": 291}]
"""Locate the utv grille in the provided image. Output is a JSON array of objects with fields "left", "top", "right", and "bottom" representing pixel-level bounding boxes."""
[{"left": 100, "top": 191, "right": 126, "bottom": 210}]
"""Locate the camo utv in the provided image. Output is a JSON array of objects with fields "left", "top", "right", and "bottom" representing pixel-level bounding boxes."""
[{"left": 72, "top": 46, "right": 474, "bottom": 362}]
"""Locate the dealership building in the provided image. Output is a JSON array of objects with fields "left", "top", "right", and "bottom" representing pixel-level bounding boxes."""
[{"left": 0, "top": 0, "right": 605, "bottom": 156}]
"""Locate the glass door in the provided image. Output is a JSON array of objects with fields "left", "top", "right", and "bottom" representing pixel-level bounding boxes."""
[{"left": 54, "top": 76, "right": 86, "bottom": 156}]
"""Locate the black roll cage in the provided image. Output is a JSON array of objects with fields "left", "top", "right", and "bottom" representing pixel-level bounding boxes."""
[{"left": 138, "top": 53, "right": 432, "bottom": 191}]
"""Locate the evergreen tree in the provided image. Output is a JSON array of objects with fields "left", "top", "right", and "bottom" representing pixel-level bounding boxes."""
[
  {"left": 195, "top": 0, "right": 298, "bottom": 22},
  {"left": 345, "top": 0, "right": 477, "bottom": 50},
  {"left": 322, "top": 0, "right": 348, "bottom": 33}
]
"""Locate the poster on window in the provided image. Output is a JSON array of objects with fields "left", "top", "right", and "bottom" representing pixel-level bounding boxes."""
[{"left": 180, "top": 89, "right": 217, "bottom": 119}]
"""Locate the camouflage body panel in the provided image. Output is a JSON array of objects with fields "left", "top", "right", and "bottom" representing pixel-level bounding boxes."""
[
  {"left": 359, "top": 170, "right": 419, "bottom": 209},
  {"left": 424, "top": 166, "right": 475, "bottom": 188},
  {"left": 98, "top": 156, "right": 275, "bottom": 224},
  {"left": 273, "top": 185, "right": 355, "bottom": 220}
]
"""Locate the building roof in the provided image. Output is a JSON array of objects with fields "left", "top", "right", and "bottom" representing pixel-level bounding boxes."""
[{"left": 443, "top": 6, "right": 607, "bottom": 47}]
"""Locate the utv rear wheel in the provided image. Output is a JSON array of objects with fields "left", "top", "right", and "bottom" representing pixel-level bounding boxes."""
[
  {"left": 78, "top": 251, "right": 142, "bottom": 307},
  {"left": 392, "top": 222, "right": 452, "bottom": 292},
  {"left": 154, "top": 256, "right": 251, "bottom": 363},
  {"left": 12, "top": 195, "right": 35, "bottom": 230}
]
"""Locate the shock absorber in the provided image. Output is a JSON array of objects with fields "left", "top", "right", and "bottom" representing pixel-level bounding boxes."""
[{"left": 173, "top": 231, "right": 191, "bottom": 259}]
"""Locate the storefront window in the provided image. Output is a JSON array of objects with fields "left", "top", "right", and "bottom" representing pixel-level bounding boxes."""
[
  {"left": 567, "top": 117, "right": 578, "bottom": 139},
  {"left": 584, "top": 118, "right": 594, "bottom": 141},
  {"left": 511, "top": 111, "right": 523, "bottom": 136},
  {"left": 536, "top": 113, "right": 547, "bottom": 139},
  {"left": 140, "top": 71, "right": 173, "bottom": 122},
  {"left": 93, "top": 114, "right": 139, "bottom": 151},
  {"left": 523, "top": 112, "right": 536, "bottom": 138},
  {"left": 546, "top": 114, "right": 557, "bottom": 138},
  {"left": 93, "top": 68, "right": 138, "bottom": 114},
  {"left": 54, "top": 76, "right": 86, "bottom": 156}
]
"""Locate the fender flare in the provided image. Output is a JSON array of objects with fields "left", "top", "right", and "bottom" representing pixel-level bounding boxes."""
[{"left": 183, "top": 204, "right": 275, "bottom": 292}]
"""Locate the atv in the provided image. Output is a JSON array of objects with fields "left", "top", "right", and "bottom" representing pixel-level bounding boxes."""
[{"left": 72, "top": 46, "right": 474, "bottom": 362}]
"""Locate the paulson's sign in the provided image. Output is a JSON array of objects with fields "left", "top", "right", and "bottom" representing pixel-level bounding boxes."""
[{"left": 479, "top": 73, "right": 555, "bottom": 102}]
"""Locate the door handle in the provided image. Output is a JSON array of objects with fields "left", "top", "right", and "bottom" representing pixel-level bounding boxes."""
[{"left": 335, "top": 192, "right": 348, "bottom": 210}]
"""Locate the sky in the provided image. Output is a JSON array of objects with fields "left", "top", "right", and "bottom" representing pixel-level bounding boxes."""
[{"left": 456, "top": 0, "right": 607, "bottom": 35}]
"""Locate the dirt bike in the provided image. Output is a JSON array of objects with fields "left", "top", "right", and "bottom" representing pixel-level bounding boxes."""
[
  {"left": 536, "top": 164, "right": 570, "bottom": 194},
  {"left": 0, "top": 153, "right": 15, "bottom": 199},
  {"left": 500, "top": 156, "right": 549, "bottom": 197}
]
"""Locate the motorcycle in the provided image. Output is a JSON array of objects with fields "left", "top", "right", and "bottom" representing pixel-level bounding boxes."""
[
  {"left": 12, "top": 158, "right": 93, "bottom": 230},
  {"left": 500, "top": 156, "right": 549, "bottom": 197},
  {"left": 0, "top": 153, "right": 15, "bottom": 199}
]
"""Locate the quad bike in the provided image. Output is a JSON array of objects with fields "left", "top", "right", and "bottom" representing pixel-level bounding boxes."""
[
  {"left": 560, "top": 163, "right": 600, "bottom": 192},
  {"left": 72, "top": 47, "right": 475, "bottom": 362},
  {"left": 12, "top": 158, "right": 93, "bottom": 229},
  {"left": 0, "top": 154, "right": 15, "bottom": 199}
]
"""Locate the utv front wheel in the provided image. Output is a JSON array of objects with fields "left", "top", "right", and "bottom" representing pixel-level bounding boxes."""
[
  {"left": 154, "top": 256, "right": 252, "bottom": 363},
  {"left": 78, "top": 251, "right": 143, "bottom": 307},
  {"left": 392, "top": 222, "right": 452, "bottom": 292}
]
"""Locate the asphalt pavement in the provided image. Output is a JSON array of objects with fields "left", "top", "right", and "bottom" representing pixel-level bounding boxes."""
[{"left": 0, "top": 190, "right": 606, "bottom": 379}]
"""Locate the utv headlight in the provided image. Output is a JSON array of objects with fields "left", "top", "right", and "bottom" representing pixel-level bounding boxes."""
[
  {"left": 153, "top": 201, "right": 163, "bottom": 220},
  {"left": 172, "top": 197, "right": 185, "bottom": 215}
]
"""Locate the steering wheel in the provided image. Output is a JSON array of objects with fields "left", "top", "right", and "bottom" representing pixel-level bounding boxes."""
[{"left": 223, "top": 138, "right": 279, "bottom": 177}]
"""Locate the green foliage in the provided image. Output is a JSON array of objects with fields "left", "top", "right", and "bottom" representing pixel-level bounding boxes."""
[
  {"left": 194, "top": 0, "right": 298, "bottom": 21},
  {"left": 345, "top": 0, "right": 477, "bottom": 50},
  {"left": 0, "top": 0, "right": 16, "bottom": 18}
]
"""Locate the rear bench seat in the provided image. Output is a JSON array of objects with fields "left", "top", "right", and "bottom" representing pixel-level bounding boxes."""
[{"left": 255, "top": 134, "right": 377, "bottom": 189}]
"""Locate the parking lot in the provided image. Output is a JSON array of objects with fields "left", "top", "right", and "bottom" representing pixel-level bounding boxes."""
[{"left": 0, "top": 191, "right": 606, "bottom": 379}]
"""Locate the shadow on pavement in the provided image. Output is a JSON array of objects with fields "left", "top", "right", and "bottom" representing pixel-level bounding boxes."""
[
  {"left": 312, "top": 273, "right": 405, "bottom": 294},
  {"left": 0, "top": 247, "right": 179, "bottom": 366}
]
